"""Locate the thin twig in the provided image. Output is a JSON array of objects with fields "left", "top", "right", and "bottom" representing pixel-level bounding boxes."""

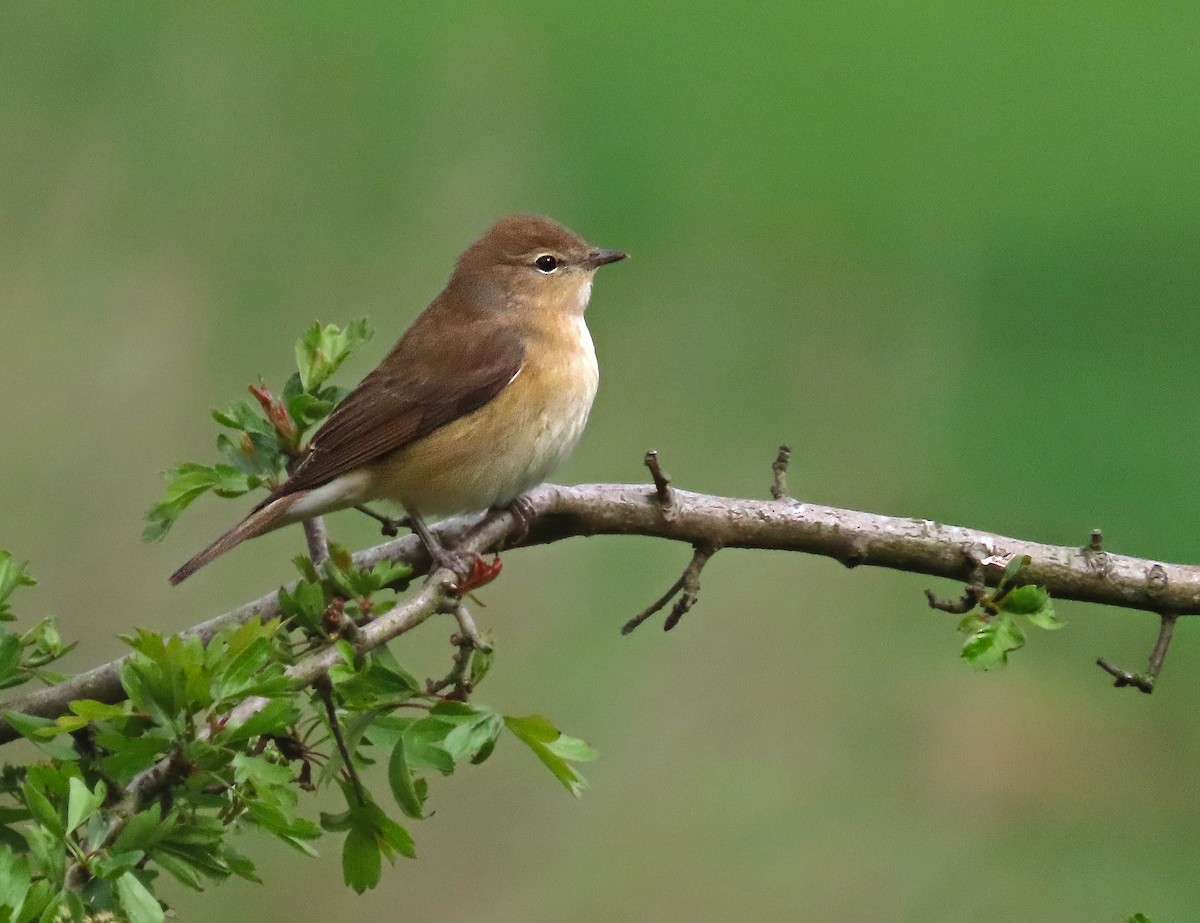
[
  {"left": 644, "top": 451, "right": 673, "bottom": 506},
  {"left": 623, "top": 543, "right": 718, "bottom": 634},
  {"left": 1096, "top": 614, "right": 1179, "bottom": 694},
  {"left": 770, "top": 445, "right": 792, "bottom": 500},
  {"left": 315, "top": 676, "right": 365, "bottom": 803},
  {"left": 924, "top": 585, "right": 985, "bottom": 614},
  {"left": 355, "top": 505, "right": 405, "bottom": 538},
  {"left": 426, "top": 601, "right": 489, "bottom": 699}
]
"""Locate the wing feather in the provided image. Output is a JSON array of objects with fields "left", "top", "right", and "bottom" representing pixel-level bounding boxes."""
[{"left": 260, "top": 299, "right": 525, "bottom": 505}]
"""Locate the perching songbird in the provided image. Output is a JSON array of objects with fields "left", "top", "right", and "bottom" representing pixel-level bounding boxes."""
[{"left": 170, "top": 215, "right": 626, "bottom": 584}]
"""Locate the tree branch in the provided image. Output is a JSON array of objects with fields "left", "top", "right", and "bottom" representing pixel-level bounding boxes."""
[{"left": 5, "top": 478, "right": 1200, "bottom": 744}]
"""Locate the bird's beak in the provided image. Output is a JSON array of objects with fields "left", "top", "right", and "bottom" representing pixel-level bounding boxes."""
[{"left": 582, "top": 248, "right": 628, "bottom": 268}]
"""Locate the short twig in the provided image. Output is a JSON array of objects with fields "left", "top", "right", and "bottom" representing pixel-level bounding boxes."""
[
  {"left": 426, "top": 602, "right": 490, "bottom": 699},
  {"left": 924, "top": 584, "right": 986, "bottom": 614},
  {"left": 1096, "top": 614, "right": 1178, "bottom": 694},
  {"left": 623, "top": 543, "right": 718, "bottom": 634},
  {"left": 644, "top": 451, "right": 673, "bottom": 506},
  {"left": 770, "top": 444, "right": 792, "bottom": 500},
  {"left": 355, "top": 505, "right": 406, "bottom": 538},
  {"left": 315, "top": 676, "right": 365, "bottom": 803},
  {"left": 1088, "top": 529, "right": 1104, "bottom": 553}
]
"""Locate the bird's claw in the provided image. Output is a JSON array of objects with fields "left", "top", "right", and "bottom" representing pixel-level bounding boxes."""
[{"left": 430, "top": 549, "right": 503, "bottom": 595}]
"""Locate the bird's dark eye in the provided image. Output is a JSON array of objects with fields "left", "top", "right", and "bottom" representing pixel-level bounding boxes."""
[{"left": 534, "top": 254, "right": 558, "bottom": 273}]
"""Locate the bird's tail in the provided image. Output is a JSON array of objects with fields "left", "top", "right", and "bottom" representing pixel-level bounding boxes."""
[{"left": 169, "top": 492, "right": 302, "bottom": 585}]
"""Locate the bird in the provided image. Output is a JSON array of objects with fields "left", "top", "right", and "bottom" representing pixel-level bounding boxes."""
[{"left": 170, "top": 214, "right": 626, "bottom": 585}]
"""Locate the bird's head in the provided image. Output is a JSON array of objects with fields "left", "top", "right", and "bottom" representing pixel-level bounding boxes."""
[{"left": 451, "top": 214, "right": 626, "bottom": 317}]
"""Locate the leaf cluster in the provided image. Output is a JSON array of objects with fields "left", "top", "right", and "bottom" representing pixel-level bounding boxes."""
[
  {"left": 143, "top": 320, "right": 373, "bottom": 542},
  {"left": 956, "top": 555, "right": 1065, "bottom": 669},
  {"left": 0, "top": 556, "right": 74, "bottom": 694},
  {"left": 0, "top": 554, "right": 596, "bottom": 920}
]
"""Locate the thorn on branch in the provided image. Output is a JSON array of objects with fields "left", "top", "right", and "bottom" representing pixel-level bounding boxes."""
[
  {"left": 1082, "top": 528, "right": 1113, "bottom": 576},
  {"left": 644, "top": 450, "right": 674, "bottom": 507},
  {"left": 623, "top": 543, "right": 718, "bottom": 635},
  {"left": 1096, "top": 614, "right": 1177, "bottom": 694},
  {"left": 770, "top": 444, "right": 792, "bottom": 500}
]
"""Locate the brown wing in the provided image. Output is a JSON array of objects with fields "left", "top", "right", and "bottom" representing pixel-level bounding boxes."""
[{"left": 262, "top": 301, "right": 524, "bottom": 504}]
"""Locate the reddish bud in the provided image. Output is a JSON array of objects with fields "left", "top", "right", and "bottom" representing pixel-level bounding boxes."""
[{"left": 249, "top": 383, "right": 298, "bottom": 446}]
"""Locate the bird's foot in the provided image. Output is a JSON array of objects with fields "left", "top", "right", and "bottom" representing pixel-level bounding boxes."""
[
  {"left": 430, "top": 549, "right": 503, "bottom": 595},
  {"left": 497, "top": 495, "right": 537, "bottom": 548}
]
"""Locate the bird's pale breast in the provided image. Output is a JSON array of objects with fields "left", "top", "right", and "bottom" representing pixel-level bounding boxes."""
[{"left": 366, "top": 315, "right": 599, "bottom": 515}]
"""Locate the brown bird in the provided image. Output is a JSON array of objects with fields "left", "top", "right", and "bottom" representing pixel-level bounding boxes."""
[{"left": 170, "top": 215, "right": 626, "bottom": 585}]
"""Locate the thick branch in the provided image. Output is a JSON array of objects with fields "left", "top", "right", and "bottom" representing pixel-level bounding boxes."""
[{"left": 5, "top": 481, "right": 1200, "bottom": 744}]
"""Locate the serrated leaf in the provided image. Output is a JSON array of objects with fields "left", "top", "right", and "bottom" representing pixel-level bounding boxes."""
[
  {"left": 65, "top": 778, "right": 106, "bottom": 834},
  {"left": 68, "top": 699, "right": 130, "bottom": 721},
  {"left": 296, "top": 319, "right": 372, "bottom": 392},
  {"left": 0, "top": 632, "right": 22, "bottom": 684},
  {"left": 960, "top": 614, "right": 1026, "bottom": 669},
  {"left": 218, "top": 698, "right": 300, "bottom": 742},
  {"left": 2, "top": 712, "right": 78, "bottom": 761},
  {"left": 1024, "top": 604, "right": 1064, "bottom": 631},
  {"left": 0, "top": 553, "right": 36, "bottom": 622},
  {"left": 111, "top": 806, "right": 165, "bottom": 854},
  {"left": 503, "top": 714, "right": 595, "bottom": 797},
  {"left": 21, "top": 783, "right": 63, "bottom": 838},
  {"left": 114, "top": 871, "right": 164, "bottom": 923},
  {"left": 342, "top": 824, "right": 381, "bottom": 894}
]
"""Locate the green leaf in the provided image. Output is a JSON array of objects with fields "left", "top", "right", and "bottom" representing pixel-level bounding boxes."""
[
  {"left": 21, "top": 782, "right": 64, "bottom": 838},
  {"left": 3, "top": 711, "right": 78, "bottom": 760},
  {"left": 68, "top": 699, "right": 130, "bottom": 721},
  {"left": 1127, "top": 914, "right": 1153, "bottom": 923},
  {"left": 503, "top": 714, "right": 596, "bottom": 797},
  {"left": 0, "top": 552, "right": 36, "bottom": 622},
  {"left": 0, "top": 632, "right": 22, "bottom": 689},
  {"left": 111, "top": 806, "right": 165, "bottom": 854},
  {"left": 999, "top": 553, "right": 1031, "bottom": 589},
  {"left": 999, "top": 584, "right": 1049, "bottom": 615},
  {"left": 342, "top": 824, "right": 382, "bottom": 894},
  {"left": 387, "top": 738, "right": 425, "bottom": 819},
  {"left": 114, "top": 871, "right": 164, "bottom": 923},
  {"left": 218, "top": 697, "right": 300, "bottom": 742},
  {"left": 469, "top": 644, "right": 494, "bottom": 687},
  {"left": 296, "top": 319, "right": 372, "bottom": 392},
  {"left": 0, "top": 848, "right": 32, "bottom": 918},
  {"left": 443, "top": 712, "right": 503, "bottom": 764},
  {"left": 960, "top": 614, "right": 1026, "bottom": 669},
  {"left": 65, "top": 777, "right": 106, "bottom": 834}
]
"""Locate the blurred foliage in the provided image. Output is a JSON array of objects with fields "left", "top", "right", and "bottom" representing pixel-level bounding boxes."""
[{"left": 4, "top": 2, "right": 1200, "bottom": 920}]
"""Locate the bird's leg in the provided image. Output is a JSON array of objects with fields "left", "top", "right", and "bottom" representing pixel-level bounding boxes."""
[
  {"left": 495, "top": 495, "right": 537, "bottom": 548},
  {"left": 354, "top": 504, "right": 407, "bottom": 537},
  {"left": 404, "top": 506, "right": 502, "bottom": 593}
]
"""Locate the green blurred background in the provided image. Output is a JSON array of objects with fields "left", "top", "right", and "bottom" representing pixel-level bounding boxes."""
[{"left": 4, "top": 3, "right": 1200, "bottom": 920}]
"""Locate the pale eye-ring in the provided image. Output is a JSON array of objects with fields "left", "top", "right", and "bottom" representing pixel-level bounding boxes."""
[{"left": 534, "top": 254, "right": 559, "bottom": 273}]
